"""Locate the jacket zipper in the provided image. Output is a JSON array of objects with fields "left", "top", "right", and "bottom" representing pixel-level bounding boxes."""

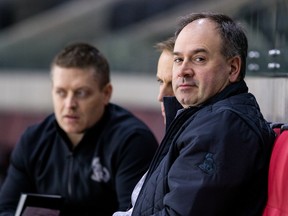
[{"left": 67, "top": 153, "right": 74, "bottom": 197}]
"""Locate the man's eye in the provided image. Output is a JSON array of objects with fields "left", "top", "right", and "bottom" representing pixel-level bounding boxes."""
[
  {"left": 56, "top": 90, "right": 65, "bottom": 97},
  {"left": 174, "top": 57, "right": 182, "bottom": 63},
  {"left": 195, "top": 57, "right": 205, "bottom": 62},
  {"left": 76, "top": 90, "right": 88, "bottom": 98},
  {"left": 157, "top": 79, "right": 164, "bottom": 85}
]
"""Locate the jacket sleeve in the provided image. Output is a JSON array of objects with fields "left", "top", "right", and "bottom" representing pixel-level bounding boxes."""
[
  {"left": 0, "top": 131, "right": 35, "bottom": 215},
  {"left": 150, "top": 111, "right": 268, "bottom": 215},
  {"left": 114, "top": 129, "right": 158, "bottom": 211}
]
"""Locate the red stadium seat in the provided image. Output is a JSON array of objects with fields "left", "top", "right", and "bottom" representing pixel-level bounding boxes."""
[
  {"left": 270, "top": 122, "right": 284, "bottom": 136},
  {"left": 263, "top": 123, "right": 288, "bottom": 216}
]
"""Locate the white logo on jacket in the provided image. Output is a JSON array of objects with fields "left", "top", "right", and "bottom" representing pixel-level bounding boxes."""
[{"left": 91, "top": 157, "right": 110, "bottom": 182}]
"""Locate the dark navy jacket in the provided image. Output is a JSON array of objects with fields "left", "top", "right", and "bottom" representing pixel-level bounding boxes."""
[
  {"left": 0, "top": 103, "right": 158, "bottom": 216},
  {"left": 132, "top": 80, "right": 275, "bottom": 216}
]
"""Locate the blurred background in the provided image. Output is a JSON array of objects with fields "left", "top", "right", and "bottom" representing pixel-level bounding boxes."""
[{"left": 0, "top": 0, "right": 287, "bottom": 185}]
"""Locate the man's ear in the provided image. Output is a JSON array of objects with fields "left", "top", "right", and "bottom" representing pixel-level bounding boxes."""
[
  {"left": 103, "top": 83, "right": 113, "bottom": 105},
  {"left": 228, "top": 56, "right": 241, "bottom": 82}
]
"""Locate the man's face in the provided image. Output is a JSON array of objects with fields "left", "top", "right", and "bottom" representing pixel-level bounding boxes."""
[
  {"left": 156, "top": 49, "right": 174, "bottom": 124},
  {"left": 172, "top": 18, "right": 239, "bottom": 108},
  {"left": 51, "top": 66, "right": 112, "bottom": 137}
]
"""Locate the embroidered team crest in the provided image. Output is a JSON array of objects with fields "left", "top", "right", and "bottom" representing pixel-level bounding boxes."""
[
  {"left": 197, "top": 153, "right": 216, "bottom": 175},
  {"left": 91, "top": 157, "right": 110, "bottom": 182}
]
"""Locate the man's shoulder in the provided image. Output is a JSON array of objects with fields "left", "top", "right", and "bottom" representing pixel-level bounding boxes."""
[
  {"left": 107, "top": 103, "right": 131, "bottom": 115},
  {"left": 22, "top": 113, "right": 57, "bottom": 140},
  {"left": 212, "top": 93, "right": 259, "bottom": 113},
  {"left": 106, "top": 103, "right": 148, "bottom": 128},
  {"left": 100, "top": 104, "right": 158, "bottom": 151},
  {"left": 104, "top": 104, "right": 157, "bottom": 141},
  {"left": 188, "top": 93, "right": 263, "bottom": 127},
  {"left": 207, "top": 93, "right": 271, "bottom": 136},
  {"left": 11, "top": 114, "right": 58, "bottom": 160}
]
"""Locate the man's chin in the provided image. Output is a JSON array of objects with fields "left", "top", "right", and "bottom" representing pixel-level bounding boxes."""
[{"left": 62, "top": 126, "right": 83, "bottom": 134}]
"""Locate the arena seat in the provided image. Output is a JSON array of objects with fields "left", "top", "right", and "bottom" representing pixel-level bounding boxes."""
[
  {"left": 269, "top": 122, "right": 284, "bottom": 136},
  {"left": 263, "top": 123, "right": 288, "bottom": 216}
]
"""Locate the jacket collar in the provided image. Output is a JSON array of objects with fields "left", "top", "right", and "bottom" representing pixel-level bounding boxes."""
[
  {"left": 163, "top": 96, "right": 182, "bottom": 132},
  {"left": 203, "top": 80, "right": 248, "bottom": 107},
  {"left": 163, "top": 80, "right": 248, "bottom": 130}
]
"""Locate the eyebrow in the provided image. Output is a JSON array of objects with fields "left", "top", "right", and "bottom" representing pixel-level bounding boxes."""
[{"left": 173, "top": 48, "right": 208, "bottom": 56}]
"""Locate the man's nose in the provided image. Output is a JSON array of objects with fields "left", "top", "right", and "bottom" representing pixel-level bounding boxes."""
[
  {"left": 65, "top": 95, "right": 77, "bottom": 108},
  {"left": 175, "top": 60, "right": 194, "bottom": 79}
]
